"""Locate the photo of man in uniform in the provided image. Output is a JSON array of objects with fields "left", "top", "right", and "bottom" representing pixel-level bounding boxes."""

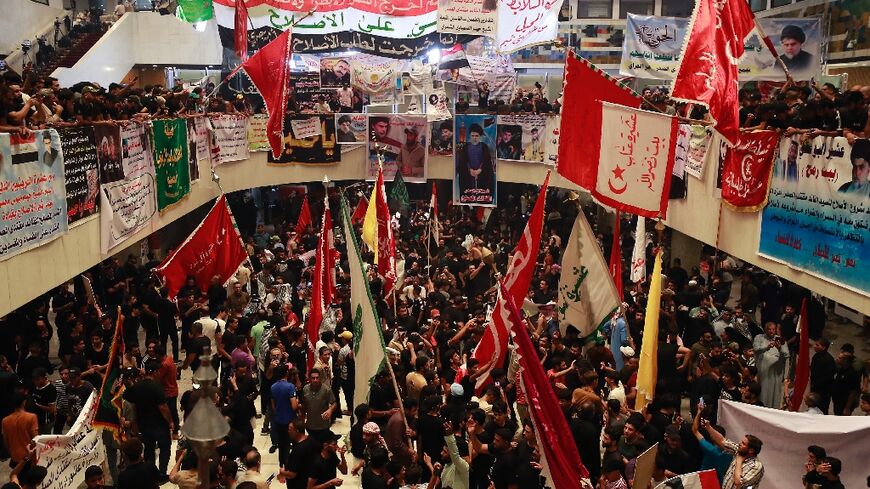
[{"left": 396, "top": 126, "right": 425, "bottom": 178}]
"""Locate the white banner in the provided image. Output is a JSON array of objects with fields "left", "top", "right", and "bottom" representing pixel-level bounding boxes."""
[
  {"left": 437, "top": 0, "right": 497, "bottom": 37},
  {"left": 100, "top": 169, "right": 158, "bottom": 254},
  {"left": 350, "top": 55, "right": 403, "bottom": 94},
  {"left": 544, "top": 114, "right": 560, "bottom": 166},
  {"left": 120, "top": 122, "right": 154, "bottom": 179},
  {"left": 192, "top": 116, "right": 211, "bottom": 168},
  {"left": 496, "top": 0, "right": 562, "bottom": 53},
  {"left": 291, "top": 117, "right": 324, "bottom": 139},
  {"left": 35, "top": 392, "right": 106, "bottom": 489},
  {"left": 685, "top": 124, "right": 713, "bottom": 179},
  {"left": 719, "top": 400, "right": 870, "bottom": 489},
  {"left": 209, "top": 114, "right": 250, "bottom": 165}
]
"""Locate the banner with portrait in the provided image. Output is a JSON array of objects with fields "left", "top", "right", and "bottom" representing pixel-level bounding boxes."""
[
  {"left": 544, "top": 114, "right": 560, "bottom": 166},
  {"left": 120, "top": 122, "right": 155, "bottom": 180},
  {"left": 93, "top": 125, "right": 123, "bottom": 184},
  {"left": 685, "top": 124, "right": 714, "bottom": 179},
  {"left": 430, "top": 119, "right": 454, "bottom": 156},
  {"left": 58, "top": 126, "right": 99, "bottom": 225},
  {"left": 426, "top": 87, "right": 452, "bottom": 121},
  {"left": 186, "top": 116, "right": 209, "bottom": 181},
  {"left": 248, "top": 114, "right": 271, "bottom": 152},
  {"left": 759, "top": 136, "right": 870, "bottom": 295},
  {"left": 0, "top": 130, "right": 67, "bottom": 261},
  {"left": 367, "top": 114, "right": 428, "bottom": 182},
  {"left": 454, "top": 114, "right": 497, "bottom": 207},
  {"left": 151, "top": 119, "right": 191, "bottom": 212},
  {"left": 209, "top": 113, "right": 250, "bottom": 165},
  {"left": 268, "top": 115, "right": 340, "bottom": 164},
  {"left": 320, "top": 57, "right": 352, "bottom": 88},
  {"left": 496, "top": 114, "right": 547, "bottom": 163},
  {"left": 291, "top": 72, "right": 333, "bottom": 112},
  {"left": 335, "top": 113, "right": 368, "bottom": 144}
]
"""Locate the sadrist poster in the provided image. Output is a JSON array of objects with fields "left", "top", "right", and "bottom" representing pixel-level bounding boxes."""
[
  {"left": 320, "top": 57, "right": 352, "bottom": 88},
  {"left": 0, "top": 130, "right": 68, "bottom": 261},
  {"left": 430, "top": 119, "right": 454, "bottom": 156},
  {"left": 496, "top": 114, "right": 547, "bottom": 163},
  {"left": 336, "top": 113, "right": 368, "bottom": 144},
  {"left": 93, "top": 125, "right": 123, "bottom": 184},
  {"left": 151, "top": 119, "right": 191, "bottom": 212},
  {"left": 367, "top": 114, "right": 428, "bottom": 182},
  {"left": 58, "top": 126, "right": 100, "bottom": 225},
  {"left": 269, "top": 115, "right": 340, "bottom": 164},
  {"left": 438, "top": 0, "right": 497, "bottom": 37},
  {"left": 454, "top": 114, "right": 497, "bottom": 207},
  {"left": 759, "top": 135, "right": 870, "bottom": 295}
]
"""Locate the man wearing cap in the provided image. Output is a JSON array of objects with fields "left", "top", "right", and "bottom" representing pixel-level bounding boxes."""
[
  {"left": 65, "top": 367, "right": 94, "bottom": 427},
  {"left": 779, "top": 24, "right": 813, "bottom": 72},
  {"left": 396, "top": 125, "right": 425, "bottom": 178}
]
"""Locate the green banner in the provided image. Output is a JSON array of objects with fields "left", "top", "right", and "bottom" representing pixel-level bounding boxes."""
[
  {"left": 152, "top": 119, "right": 191, "bottom": 211},
  {"left": 176, "top": 0, "right": 214, "bottom": 24}
]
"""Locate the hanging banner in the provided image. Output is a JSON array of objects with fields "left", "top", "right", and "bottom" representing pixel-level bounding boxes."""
[
  {"left": 426, "top": 87, "right": 452, "bottom": 121},
  {"left": 58, "top": 126, "right": 100, "bottom": 225},
  {"left": 186, "top": 117, "right": 208, "bottom": 181},
  {"left": 93, "top": 125, "right": 123, "bottom": 184},
  {"left": 290, "top": 72, "right": 333, "bottom": 112},
  {"left": 721, "top": 130, "right": 780, "bottom": 211},
  {"left": 367, "top": 114, "right": 428, "bottom": 182},
  {"left": 336, "top": 113, "right": 368, "bottom": 144},
  {"left": 209, "top": 113, "right": 251, "bottom": 164},
  {"left": 349, "top": 55, "right": 403, "bottom": 94},
  {"left": 429, "top": 119, "right": 454, "bottom": 156},
  {"left": 496, "top": 114, "right": 547, "bottom": 163},
  {"left": 120, "top": 122, "right": 155, "bottom": 180},
  {"left": 685, "top": 124, "right": 713, "bottom": 179},
  {"left": 268, "top": 115, "right": 340, "bottom": 164},
  {"left": 248, "top": 113, "right": 271, "bottom": 152},
  {"left": 403, "top": 61, "right": 432, "bottom": 97},
  {"left": 619, "top": 15, "right": 821, "bottom": 81},
  {"left": 759, "top": 136, "right": 870, "bottom": 295},
  {"left": 100, "top": 166, "right": 158, "bottom": 254},
  {"left": 438, "top": 0, "right": 497, "bottom": 37},
  {"left": 544, "top": 114, "right": 560, "bottom": 166},
  {"left": 495, "top": 0, "right": 561, "bottom": 53},
  {"left": 35, "top": 392, "right": 106, "bottom": 489},
  {"left": 152, "top": 119, "right": 192, "bottom": 211},
  {"left": 454, "top": 114, "right": 497, "bottom": 207},
  {"left": 0, "top": 130, "right": 67, "bottom": 261},
  {"left": 320, "top": 57, "right": 352, "bottom": 88}
]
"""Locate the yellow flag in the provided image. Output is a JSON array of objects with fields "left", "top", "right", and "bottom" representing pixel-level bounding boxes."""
[
  {"left": 361, "top": 178, "right": 379, "bottom": 256},
  {"left": 636, "top": 248, "right": 662, "bottom": 412}
]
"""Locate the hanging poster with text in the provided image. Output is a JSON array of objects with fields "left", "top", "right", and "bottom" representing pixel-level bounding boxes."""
[
  {"left": 93, "top": 125, "right": 123, "bottom": 184},
  {"left": 544, "top": 114, "right": 560, "bottom": 166},
  {"left": 496, "top": 0, "right": 561, "bottom": 53},
  {"left": 35, "top": 393, "right": 106, "bottom": 489},
  {"left": 100, "top": 165, "right": 158, "bottom": 254},
  {"left": 759, "top": 136, "right": 870, "bottom": 295},
  {"left": 186, "top": 117, "right": 207, "bottom": 181},
  {"left": 0, "top": 130, "right": 68, "bottom": 261},
  {"left": 291, "top": 117, "right": 323, "bottom": 139},
  {"left": 438, "top": 0, "right": 497, "bottom": 37},
  {"left": 430, "top": 119, "right": 454, "bottom": 156},
  {"left": 336, "top": 113, "right": 368, "bottom": 144},
  {"left": 209, "top": 113, "right": 250, "bottom": 165},
  {"left": 291, "top": 72, "right": 332, "bottom": 112},
  {"left": 454, "top": 114, "right": 497, "bottom": 207},
  {"left": 248, "top": 114, "right": 270, "bottom": 152},
  {"left": 268, "top": 115, "right": 340, "bottom": 164},
  {"left": 58, "top": 126, "right": 99, "bottom": 225},
  {"left": 151, "top": 119, "right": 191, "bottom": 212},
  {"left": 120, "top": 122, "right": 154, "bottom": 180},
  {"left": 619, "top": 15, "right": 820, "bottom": 81},
  {"left": 685, "top": 124, "right": 714, "bottom": 179},
  {"left": 426, "top": 87, "right": 452, "bottom": 121},
  {"left": 367, "top": 114, "right": 428, "bottom": 182},
  {"left": 350, "top": 55, "right": 403, "bottom": 94},
  {"left": 496, "top": 114, "right": 547, "bottom": 163}
]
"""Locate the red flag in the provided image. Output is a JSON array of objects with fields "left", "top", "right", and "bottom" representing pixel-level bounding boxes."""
[
  {"left": 609, "top": 213, "right": 624, "bottom": 301},
  {"left": 472, "top": 171, "right": 550, "bottom": 391},
  {"left": 374, "top": 168, "right": 397, "bottom": 294},
  {"left": 234, "top": 0, "right": 248, "bottom": 61},
  {"left": 241, "top": 29, "right": 292, "bottom": 159},
  {"left": 154, "top": 195, "right": 248, "bottom": 298},
  {"left": 671, "top": 0, "right": 757, "bottom": 146},
  {"left": 294, "top": 195, "right": 312, "bottom": 239},
  {"left": 430, "top": 181, "right": 440, "bottom": 242},
  {"left": 306, "top": 198, "right": 335, "bottom": 372},
  {"left": 790, "top": 298, "right": 810, "bottom": 411},
  {"left": 557, "top": 52, "right": 642, "bottom": 190},
  {"left": 720, "top": 130, "right": 779, "bottom": 211},
  {"left": 350, "top": 196, "right": 368, "bottom": 225},
  {"left": 501, "top": 280, "right": 590, "bottom": 485}
]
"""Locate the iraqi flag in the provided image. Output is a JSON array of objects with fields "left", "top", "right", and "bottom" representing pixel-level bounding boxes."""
[{"left": 654, "top": 470, "right": 720, "bottom": 489}]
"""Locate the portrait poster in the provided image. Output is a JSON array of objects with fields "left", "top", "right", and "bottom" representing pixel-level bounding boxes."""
[
  {"left": 335, "top": 113, "right": 368, "bottom": 144},
  {"left": 320, "top": 57, "right": 352, "bottom": 88},
  {"left": 496, "top": 114, "right": 547, "bottom": 163},
  {"left": 367, "top": 114, "right": 428, "bottom": 183},
  {"left": 437, "top": 0, "right": 497, "bottom": 37},
  {"left": 0, "top": 130, "right": 67, "bottom": 261},
  {"left": 759, "top": 135, "right": 869, "bottom": 295},
  {"left": 248, "top": 114, "right": 271, "bottom": 152},
  {"left": 426, "top": 87, "right": 452, "bottom": 121},
  {"left": 429, "top": 119, "right": 454, "bottom": 156},
  {"left": 120, "top": 122, "right": 155, "bottom": 180},
  {"left": 685, "top": 124, "right": 714, "bottom": 179},
  {"left": 151, "top": 118, "right": 191, "bottom": 212},
  {"left": 58, "top": 126, "right": 100, "bottom": 225},
  {"left": 454, "top": 114, "right": 497, "bottom": 207},
  {"left": 268, "top": 115, "right": 340, "bottom": 165},
  {"left": 291, "top": 72, "right": 332, "bottom": 112},
  {"left": 186, "top": 117, "right": 208, "bottom": 181},
  {"left": 93, "top": 125, "right": 123, "bottom": 184}
]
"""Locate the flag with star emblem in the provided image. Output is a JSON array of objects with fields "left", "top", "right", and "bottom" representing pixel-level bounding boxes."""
[{"left": 592, "top": 102, "right": 678, "bottom": 219}]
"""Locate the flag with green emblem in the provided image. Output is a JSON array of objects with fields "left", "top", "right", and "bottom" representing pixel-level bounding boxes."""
[{"left": 389, "top": 171, "right": 410, "bottom": 216}]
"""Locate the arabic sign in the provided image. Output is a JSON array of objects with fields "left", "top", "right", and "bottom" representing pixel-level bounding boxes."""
[
  {"left": 496, "top": 0, "right": 561, "bottom": 53},
  {"left": 120, "top": 122, "right": 155, "bottom": 180},
  {"left": 35, "top": 392, "right": 106, "bottom": 489},
  {"left": 619, "top": 15, "right": 821, "bottom": 81},
  {"left": 426, "top": 87, "right": 452, "bottom": 121},
  {"left": 496, "top": 114, "right": 547, "bottom": 163},
  {"left": 349, "top": 55, "right": 403, "bottom": 94},
  {"left": 438, "top": 0, "right": 497, "bottom": 37},
  {"left": 58, "top": 127, "right": 99, "bottom": 225},
  {"left": 454, "top": 114, "right": 497, "bottom": 207},
  {"left": 759, "top": 136, "right": 870, "bottom": 295},
  {"left": 100, "top": 165, "right": 158, "bottom": 254},
  {"left": 248, "top": 114, "right": 271, "bottom": 152},
  {"left": 269, "top": 115, "right": 341, "bottom": 165},
  {"left": 0, "top": 130, "right": 68, "bottom": 262},
  {"left": 152, "top": 119, "right": 192, "bottom": 212},
  {"left": 209, "top": 113, "right": 251, "bottom": 165},
  {"left": 367, "top": 114, "right": 428, "bottom": 183},
  {"left": 685, "top": 124, "right": 713, "bottom": 179},
  {"left": 291, "top": 117, "right": 324, "bottom": 139}
]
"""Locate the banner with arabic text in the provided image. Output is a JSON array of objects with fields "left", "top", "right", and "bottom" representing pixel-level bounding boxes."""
[
  {"left": 496, "top": 114, "right": 547, "bottom": 163},
  {"left": 619, "top": 14, "right": 685, "bottom": 80},
  {"left": 759, "top": 136, "right": 869, "bottom": 295},
  {"left": 248, "top": 114, "right": 271, "bottom": 152},
  {"left": 120, "top": 122, "right": 155, "bottom": 180},
  {"left": 721, "top": 130, "right": 779, "bottom": 211},
  {"left": 268, "top": 115, "right": 341, "bottom": 164},
  {"left": 209, "top": 113, "right": 250, "bottom": 165},
  {"left": 350, "top": 55, "right": 403, "bottom": 94},
  {"left": 685, "top": 124, "right": 713, "bottom": 179},
  {"left": 544, "top": 114, "right": 560, "bottom": 166},
  {"left": 100, "top": 165, "right": 158, "bottom": 254},
  {"left": 58, "top": 126, "right": 99, "bottom": 225},
  {"left": 367, "top": 114, "right": 428, "bottom": 182},
  {"left": 454, "top": 114, "right": 497, "bottom": 207},
  {"left": 186, "top": 117, "right": 209, "bottom": 181},
  {"left": 152, "top": 119, "right": 191, "bottom": 211},
  {"left": 0, "top": 130, "right": 67, "bottom": 261},
  {"left": 35, "top": 392, "right": 106, "bottom": 489},
  {"left": 496, "top": 0, "right": 562, "bottom": 53},
  {"left": 438, "top": 0, "right": 496, "bottom": 37}
]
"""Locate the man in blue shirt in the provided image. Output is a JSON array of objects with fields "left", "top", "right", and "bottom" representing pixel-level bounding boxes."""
[
  {"left": 692, "top": 409, "right": 733, "bottom": 484},
  {"left": 271, "top": 365, "right": 299, "bottom": 468},
  {"left": 605, "top": 307, "right": 631, "bottom": 371}
]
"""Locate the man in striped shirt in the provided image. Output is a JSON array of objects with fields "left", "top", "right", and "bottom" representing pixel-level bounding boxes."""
[{"left": 702, "top": 419, "right": 765, "bottom": 489}]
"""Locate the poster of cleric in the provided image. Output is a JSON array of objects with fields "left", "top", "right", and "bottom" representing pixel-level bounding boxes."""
[
  {"left": 453, "top": 115, "right": 497, "bottom": 207},
  {"left": 758, "top": 136, "right": 870, "bottom": 295}
]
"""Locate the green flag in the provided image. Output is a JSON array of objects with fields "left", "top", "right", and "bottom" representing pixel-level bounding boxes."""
[
  {"left": 152, "top": 119, "right": 191, "bottom": 211},
  {"left": 340, "top": 194, "right": 388, "bottom": 412},
  {"left": 390, "top": 172, "right": 409, "bottom": 215},
  {"left": 93, "top": 309, "right": 124, "bottom": 441},
  {"left": 176, "top": 0, "right": 215, "bottom": 24}
]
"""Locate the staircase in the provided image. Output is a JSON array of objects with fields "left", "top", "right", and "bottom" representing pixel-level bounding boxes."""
[{"left": 33, "top": 25, "right": 108, "bottom": 79}]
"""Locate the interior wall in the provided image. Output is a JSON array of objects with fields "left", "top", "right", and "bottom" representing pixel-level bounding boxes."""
[{"left": 0, "top": 0, "right": 66, "bottom": 55}]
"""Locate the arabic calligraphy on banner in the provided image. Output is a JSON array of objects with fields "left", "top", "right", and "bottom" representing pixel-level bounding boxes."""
[
  {"left": 93, "top": 125, "right": 123, "bottom": 184},
  {"left": 0, "top": 130, "right": 68, "bottom": 262},
  {"left": 120, "top": 122, "right": 155, "bottom": 180},
  {"left": 685, "top": 124, "right": 713, "bottom": 179},
  {"left": 367, "top": 114, "right": 428, "bottom": 182},
  {"left": 759, "top": 136, "right": 870, "bottom": 295},
  {"left": 496, "top": 114, "right": 547, "bottom": 163},
  {"left": 248, "top": 114, "right": 271, "bottom": 152},
  {"left": 35, "top": 393, "right": 106, "bottom": 489},
  {"left": 721, "top": 130, "right": 780, "bottom": 211},
  {"left": 152, "top": 119, "right": 192, "bottom": 212},
  {"left": 100, "top": 163, "right": 158, "bottom": 254},
  {"left": 438, "top": 0, "right": 497, "bottom": 37},
  {"left": 619, "top": 15, "right": 821, "bottom": 81},
  {"left": 58, "top": 127, "right": 100, "bottom": 225},
  {"left": 496, "top": 0, "right": 561, "bottom": 53},
  {"left": 209, "top": 113, "right": 251, "bottom": 165},
  {"left": 269, "top": 115, "right": 340, "bottom": 164},
  {"left": 349, "top": 55, "right": 403, "bottom": 94}
]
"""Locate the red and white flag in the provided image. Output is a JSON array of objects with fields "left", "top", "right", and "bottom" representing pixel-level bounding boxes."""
[
  {"left": 234, "top": 0, "right": 248, "bottom": 61},
  {"left": 720, "top": 130, "right": 779, "bottom": 211},
  {"left": 430, "top": 181, "right": 440, "bottom": 243},
  {"left": 362, "top": 167, "right": 397, "bottom": 295},
  {"left": 592, "top": 102, "right": 678, "bottom": 219},
  {"left": 558, "top": 52, "right": 642, "bottom": 191},
  {"left": 294, "top": 195, "right": 312, "bottom": 239},
  {"left": 671, "top": 0, "right": 757, "bottom": 146},
  {"left": 790, "top": 298, "right": 810, "bottom": 411},
  {"left": 350, "top": 196, "right": 368, "bottom": 225},
  {"left": 154, "top": 195, "right": 248, "bottom": 299},
  {"left": 609, "top": 213, "right": 624, "bottom": 301},
  {"left": 630, "top": 216, "right": 647, "bottom": 283},
  {"left": 471, "top": 171, "right": 550, "bottom": 391},
  {"left": 306, "top": 195, "right": 336, "bottom": 371},
  {"left": 654, "top": 470, "right": 720, "bottom": 489},
  {"left": 501, "top": 280, "right": 590, "bottom": 487},
  {"left": 241, "top": 29, "right": 292, "bottom": 159}
]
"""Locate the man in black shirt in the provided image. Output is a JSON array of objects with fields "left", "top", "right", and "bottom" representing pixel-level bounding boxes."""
[
  {"left": 810, "top": 337, "right": 836, "bottom": 414},
  {"left": 123, "top": 360, "right": 173, "bottom": 481},
  {"left": 117, "top": 438, "right": 161, "bottom": 489},
  {"left": 308, "top": 431, "right": 348, "bottom": 489},
  {"left": 29, "top": 368, "right": 56, "bottom": 434},
  {"left": 279, "top": 419, "right": 320, "bottom": 489}
]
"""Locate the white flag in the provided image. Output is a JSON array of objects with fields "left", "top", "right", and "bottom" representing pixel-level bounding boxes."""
[
  {"left": 341, "top": 196, "right": 388, "bottom": 412},
  {"left": 557, "top": 212, "right": 621, "bottom": 337},
  {"left": 630, "top": 216, "right": 647, "bottom": 283}
]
